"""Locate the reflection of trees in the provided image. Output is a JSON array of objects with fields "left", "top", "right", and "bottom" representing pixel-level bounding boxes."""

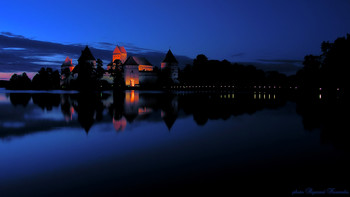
[
  {"left": 179, "top": 92, "right": 287, "bottom": 126},
  {"left": 32, "top": 94, "right": 60, "bottom": 110},
  {"left": 296, "top": 92, "right": 349, "bottom": 150},
  {"left": 7, "top": 91, "right": 292, "bottom": 135},
  {"left": 61, "top": 94, "right": 75, "bottom": 122},
  {"left": 9, "top": 93, "right": 31, "bottom": 107},
  {"left": 110, "top": 91, "right": 125, "bottom": 120},
  {"left": 58, "top": 91, "right": 288, "bottom": 131},
  {"left": 110, "top": 90, "right": 126, "bottom": 131}
]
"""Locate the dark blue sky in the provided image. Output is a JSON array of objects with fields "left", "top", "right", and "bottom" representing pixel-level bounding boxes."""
[{"left": 1, "top": 0, "right": 350, "bottom": 77}]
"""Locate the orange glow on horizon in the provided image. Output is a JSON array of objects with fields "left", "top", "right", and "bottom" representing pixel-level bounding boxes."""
[{"left": 0, "top": 72, "right": 36, "bottom": 81}]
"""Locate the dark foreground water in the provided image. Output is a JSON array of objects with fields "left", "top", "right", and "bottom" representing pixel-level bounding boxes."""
[{"left": 0, "top": 90, "right": 349, "bottom": 196}]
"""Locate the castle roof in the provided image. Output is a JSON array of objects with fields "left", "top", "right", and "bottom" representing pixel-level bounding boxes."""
[
  {"left": 113, "top": 46, "right": 127, "bottom": 54},
  {"left": 124, "top": 56, "right": 152, "bottom": 66},
  {"left": 124, "top": 56, "right": 138, "bottom": 65},
  {"left": 162, "top": 49, "right": 178, "bottom": 63},
  {"left": 113, "top": 46, "right": 121, "bottom": 54},
  {"left": 119, "top": 46, "right": 127, "bottom": 53},
  {"left": 78, "top": 46, "right": 96, "bottom": 62},
  {"left": 62, "top": 56, "right": 74, "bottom": 66}
]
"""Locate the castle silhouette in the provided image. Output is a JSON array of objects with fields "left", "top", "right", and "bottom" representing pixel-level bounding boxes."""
[{"left": 61, "top": 46, "right": 179, "bottom": 88}]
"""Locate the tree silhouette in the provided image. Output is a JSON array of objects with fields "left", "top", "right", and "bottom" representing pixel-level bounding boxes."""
[
  {"left": 180, "top": 55, "right": 267, "bottom": 89},
  {"left": 8, "top": 72, "right": 31, "bottom": 90},
  {"left": 295, "top": 55, "right": 322, "bottom": 88},
  {"left": 32, "top": 67, "right": 60, "bottom": 90},
  {"left": 96, "top": 59, "right": 105, "bottom": 79},
  {"left": 295, "top": 34, "right": 350, "bottom": 90},
  {"left": 76, "top": 61, "right": 97, "bottom": 91},
  {"left": 321, "top": 34, "right": 350, "bottom": 88},
  {"left": 108, "top": 59, "right": 124, "bottom": 89}
]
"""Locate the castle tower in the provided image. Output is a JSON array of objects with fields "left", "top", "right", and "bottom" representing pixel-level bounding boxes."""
[
  {"left": 113, "top": 45, "right": 127, "bottom": 64},
  {"left": 119, "top": 46, "right": 127, "bottom": 63},
  {"left": 123, "top": 56, "right": 140, "bottom": 87},
  {"left": 78, "top": 46, "right": 96, "bottom": 68},
  {"left": 60, "top": 56, "right": 75, "bottom": 87},
  {"left": 61, "top": 56, "right": 75, "bottom": 73},
  {"left": 161, "top": 49, "right": 179, "bottom": 83}
]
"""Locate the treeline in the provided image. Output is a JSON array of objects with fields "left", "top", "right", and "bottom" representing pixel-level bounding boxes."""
[
  {"left": 291, "top": 34, "right": 350, "bottom": 90},
  {"left": 6, "top": 34, "right": 350, "bottom": 91},
  {"left": 179, "top": 54, "right": 288, "bottom": 89},
  {"left": 179, "top": 34, "right": 350, "bottom": 92},
  {"left": 8, "top": 68, "right": 60, "bottom": 90}
]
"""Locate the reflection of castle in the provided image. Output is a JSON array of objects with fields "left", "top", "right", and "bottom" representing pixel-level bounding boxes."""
[
  {"left": 3, "top": 91, "right": 292, "bottom": 138},
  {"left": 61, "top": 45, "right": 179, "bottom": 87},
  {"left": 111, "top": 90, "right": 178, "bottom": 131}
]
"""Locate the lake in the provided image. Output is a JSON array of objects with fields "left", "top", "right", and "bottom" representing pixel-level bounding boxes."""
[{"left": 0, "top": 89, "right": 349, "bottom": 196}]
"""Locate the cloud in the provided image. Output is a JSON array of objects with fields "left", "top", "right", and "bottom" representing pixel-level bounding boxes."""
[
  {"left": 256, "top": 58, "right": 303, "bottom": 64},
  {"left": 237, "top": 58, "right": 303, "bottom": 76},
  {"left": 238, "top": 60, "right": 303, "bottom": 76},
  {"left": 94, "top": 41, "right": 160, "bottom": 53},
  {"left": 0, "top": 32, "right": 25, "bottom": 39},
  {"left": 0, "top": 32, "right": 192, "bottom": 75},
  {"left": 231, "top": 52, "right": 245, "bottom": 57}
]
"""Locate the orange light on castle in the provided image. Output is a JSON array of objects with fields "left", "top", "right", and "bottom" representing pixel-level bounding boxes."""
[
  {"left": 161, "top": 62, "right": 167, "bottom": 70},
  {"left": 124, "top": 75, "right": 139, "bottom": 87},
  {"left": 139, "top": 65, "right": 153, "bottom": 71},
  {"left": 113, "top": 46, "right": 127, "bottom": 63}
]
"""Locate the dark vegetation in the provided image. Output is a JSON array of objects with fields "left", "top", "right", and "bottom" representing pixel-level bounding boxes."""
[
  {"left": 5, "top": 34, "right": 349, "bottom": 93},
  {"left": 179, "top": 54, "right": 287, "bottom": 90},
  {"left": 290, "top": 34, "right": 350, "bottom": 95},
  {"left": 3, "top": 89, "right": 348, "bottom": 151}
]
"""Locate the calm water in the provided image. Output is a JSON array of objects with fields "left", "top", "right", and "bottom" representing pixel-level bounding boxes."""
[{"left": 0, "top": 90, "right": 349, "bottom": 196}]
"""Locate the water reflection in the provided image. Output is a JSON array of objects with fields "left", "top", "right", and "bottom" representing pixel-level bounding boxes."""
[
  {"left": 1, "top": 90, "right": 349, "bottom": 196},
  {"left": 1, "top": 91, "right": 287, "bottom": 136},
  {"left": 1, "top": 90, "right": 349, "bottom": 150},
  {"left": 295, "top": 91, "right": 350, "bottom": 150},
  {"left": 9, "top": 93, "right": 31, "bottom": 107}
]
